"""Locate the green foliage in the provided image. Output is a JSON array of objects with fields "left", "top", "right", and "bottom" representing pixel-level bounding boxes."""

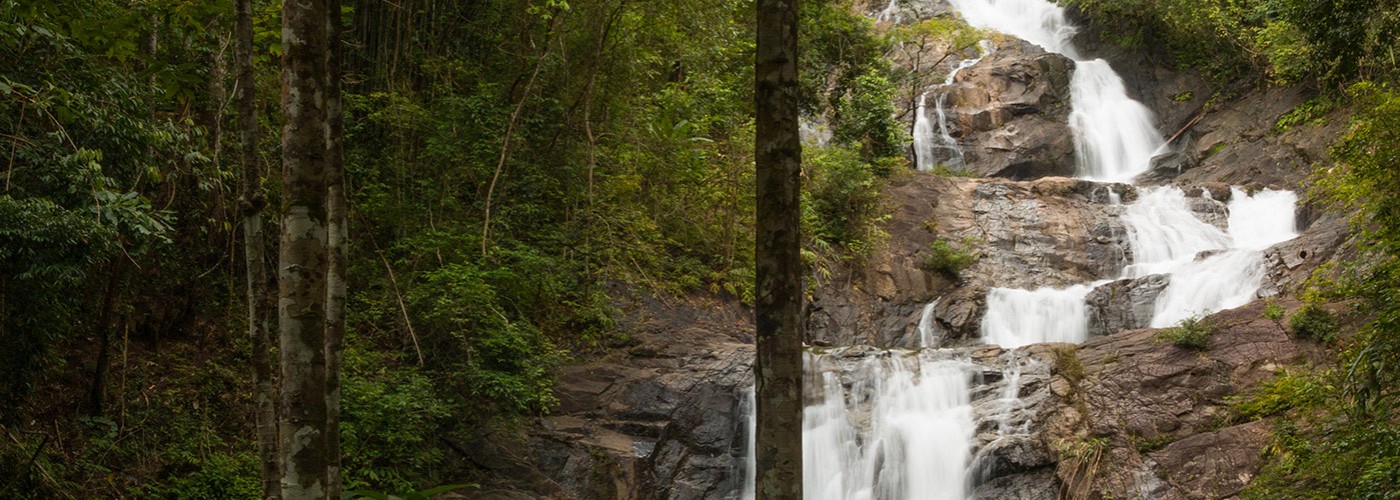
[
  {"left": 344, "top": 484, "right": 478, "bottom": 500},
  {"left": 1262, "top": 301, "right": 1286, "bottom": 320},
  {"left": 341, "top": 348, "right": 455, "bottom": 493},
  {"left": 1052, "top": 346, "right": 1085, "bottom": 384},
  {"left": 803, "top": 145, "right": 887, "bottom": 256},
  {"left": 1274, "top": 96, "right": 1340, "bottom": 133},
  {"left": 1288, "top": 304, "right": 1339, "bottom": 343},
  {"left": 1229, "top": 369, "right": 1330, "bottom": 421},
  {"left": 156, "top": 450, "right": 261, "bottom": 500},
  {"left": 1157, "top": 315, "right": 1215, "bottom": 350},
  {"left": 1066, "top": 0, "right": 1400, "bottom": 85},
  {"left": 922, "top": 238, "right": 979, "bottom": 279},
  {"left": 1245, "top": 84, "right": 1400, "bottom": 500}
]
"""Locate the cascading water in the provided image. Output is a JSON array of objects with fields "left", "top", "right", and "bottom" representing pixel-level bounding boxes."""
[
  {"left": 1139, "top": 188, "right": 1299, "bottom": 326},
  {"left": 981, "top": 284, "right": 1098, "bottom": 348},
  {"left": 914, "top": 43, "right": 992, "bottom": 172},
  {"left": 804, "top": 353, "right": 976, "bottom": 500},
  {"left": 945, "top": 0, "right": 1165, "bottom": 181}
]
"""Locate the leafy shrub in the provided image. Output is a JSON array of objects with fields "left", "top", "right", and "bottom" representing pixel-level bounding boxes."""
[
  {"left": 1289, "top": 304, "right": 1339, "bottom": 343},
  {"left": 803, "top": 145, "right": 886, "bottom": 255},
  {"left": 1158, "top": 315, "right": 1215, "bottom": 350},
  {"left": 923, "top": 238, "right": 979, "bottom": 278},
  {"left": 1229, "top": 369, "right": 1329, "bottom": 421},
  {"left": 341, "top": 348, "right": 455, "bottom": 493},
  {"left": 1263, "top": 301, "right": 1286, "bottom": 320},
  {"left": 156, "top": 450, "right": 260, "bottom": 500}
]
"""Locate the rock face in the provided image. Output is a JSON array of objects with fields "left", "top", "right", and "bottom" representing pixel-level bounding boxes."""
[
  {"left": 1044, "top": 300, "right": 1329, "bottom": 499},
  {"left": 939, "top": 39, "right": 1078, "bottom": 179},
  {"left": 480, "top": 4, "right": 1365, "bottom": 499},
  {"left": 1085, "top": 274, "right": 1169, "bottom": 337},
  {"left": 1144, "top": 86, "right": 1348, "bottom": 188},
  {"left": 474, "top": 294, "right": 755, "bottom": 499},
  {"left": 806, "top": 174, "right": 1135, "bottom": 349}
]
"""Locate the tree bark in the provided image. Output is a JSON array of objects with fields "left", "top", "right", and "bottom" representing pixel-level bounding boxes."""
[
  {"left": 324, "top": 0, "right": 347, "bottom": 495},
  {"left": 237, "top": 0, "right": 281, "bottom": 497},
  {"left": 754, "top": 1, "right": 803, "bottom": 499},
  {"left": 279, "top": 0, "right": 333, "bottom": 497},
  {"left": 88, "top": 264, "right": 124, "bottom": 418}
]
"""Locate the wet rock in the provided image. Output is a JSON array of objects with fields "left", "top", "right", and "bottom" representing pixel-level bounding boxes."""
[{"left": 1085, "top": 274, "right": 1169, "bottom": 337}]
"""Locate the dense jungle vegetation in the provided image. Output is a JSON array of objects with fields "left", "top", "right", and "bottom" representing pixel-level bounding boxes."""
[
  {"left": 1069, "top": 0, "right": 1400, "bottom": 496},
  {"left": 0, "top": 0, "right": 906, "bottom": 495}
]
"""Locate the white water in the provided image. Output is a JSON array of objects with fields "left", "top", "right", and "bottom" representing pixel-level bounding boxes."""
[
  {"left": 804, "top": 354, "right": 975, "bottom": 500},
  {"left": 913, "top": 94, "right": 941, "bottom": 172},
  {"left": 877, "top": 0, "right": 904, "bottom": 23},
  {"left": 918, "top": 300, "right": 941, "bottom": 348},
  {"left": 980, "top": 284, "right": 1097, "bottom": 348},
  {"left": 1069, "top": 61, "right": 1166, "bottom": 181},
  {"left": 1142, "top": 188, "right": 1299, "bottom": 326},
  {"left": 945, "top": 0, "right": 1164, "bottom": 182},
  {"left": 915, "top": 43, "right": 991, "bottom": 172},
  {"left": 1121, "top": 186, "right": 1233, "bottom": 277}
]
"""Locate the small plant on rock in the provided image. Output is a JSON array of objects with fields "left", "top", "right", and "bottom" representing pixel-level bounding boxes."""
[
  {"left": 1158, "top": 315, "right": 1215, "bottom": 350},
  {"left": 923, "top": 238, "right": 979, "bottom": 279},
  {"left": 1289, "top": 303, "right": 1339, "bottom": 344}
]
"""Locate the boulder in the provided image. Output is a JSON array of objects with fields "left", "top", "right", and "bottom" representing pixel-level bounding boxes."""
[
  {"left": 1085, "top": 274, "right": 1169, "bottom": 337},
  {"left": 937, "top": 39, "right": 1078, "bottom": 179}
]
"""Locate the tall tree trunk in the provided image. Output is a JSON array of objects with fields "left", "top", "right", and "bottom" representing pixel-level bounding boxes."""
[
  {"left": 279, "top": 0, "right": 332, "bottom": 496},
  {"left": 754, "top": 0, "right": 803, "bottom": 499},
  {"left": 324, "top": 0, "right": 347, "bottom": 496},
  {"left": 236, "top": 0, "right": 280, "bottom": 496}
]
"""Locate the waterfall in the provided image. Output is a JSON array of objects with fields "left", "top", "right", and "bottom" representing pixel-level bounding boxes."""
[
  {"left": 804, "top": 353, "right": 976, "bottom": 500},
  {"left": 736, "top": 2, "right": 1301, "bottom": 498},
  {"left": 1069, "top": 61, "right": 1166, "bottom": 181},
  {"left": 1120, "top": 186, "right": 1233, "bottom": 278},
  {"left": 915, "top": 42, "right": 991, "bottom": 172},
  {"left": 980, "top": 284, "right": 1097, "bottom": 348},
  {"left": 945, "top": 0, "right": 1164, "bottom": 181},
  {"left": 1142, "top": 188, "right": 1299, "bottom": 326},
  {"left": 918, "top": 300, "right": 941, "bottom": 348},
  {"left": 913, "top": 94, "right": 939, "bottom": 172}
]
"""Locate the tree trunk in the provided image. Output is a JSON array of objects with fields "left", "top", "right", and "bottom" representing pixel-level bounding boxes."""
[
  {"left": 324, "top": 0, "right": 347, "bottom": 496},
  {"left": 236, "top": 0, "right": 280, "bottom": 496},
  {"left": 88, "top": 264, "right": 124, "bottom": 418},
  {"left": 279, "top": 0, "right": 333, "bottom": 496},
  {"left": 754, "top": 1, "right": 803, "bottom": 499}
]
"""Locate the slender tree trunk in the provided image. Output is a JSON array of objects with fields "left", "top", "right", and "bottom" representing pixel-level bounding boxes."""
[
  {"left": 279, "top": 0, "right": 333, "bottom": 496},
  {"left": 324, "top": 0, "right": 347, "bottom": 495},
  {"left": 236, "top": 0, "right": 280, "bottom": 497},
  {"left": 754, "top": 0, "right": 803, "bottom": 498},
  {"left": 89, "top": 265, "right": 124, "bottom": 418}
]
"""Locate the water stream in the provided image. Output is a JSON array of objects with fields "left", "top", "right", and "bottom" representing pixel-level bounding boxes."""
[{"left": 739, "top": 1, "right": 1300, "bottom": 497}]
